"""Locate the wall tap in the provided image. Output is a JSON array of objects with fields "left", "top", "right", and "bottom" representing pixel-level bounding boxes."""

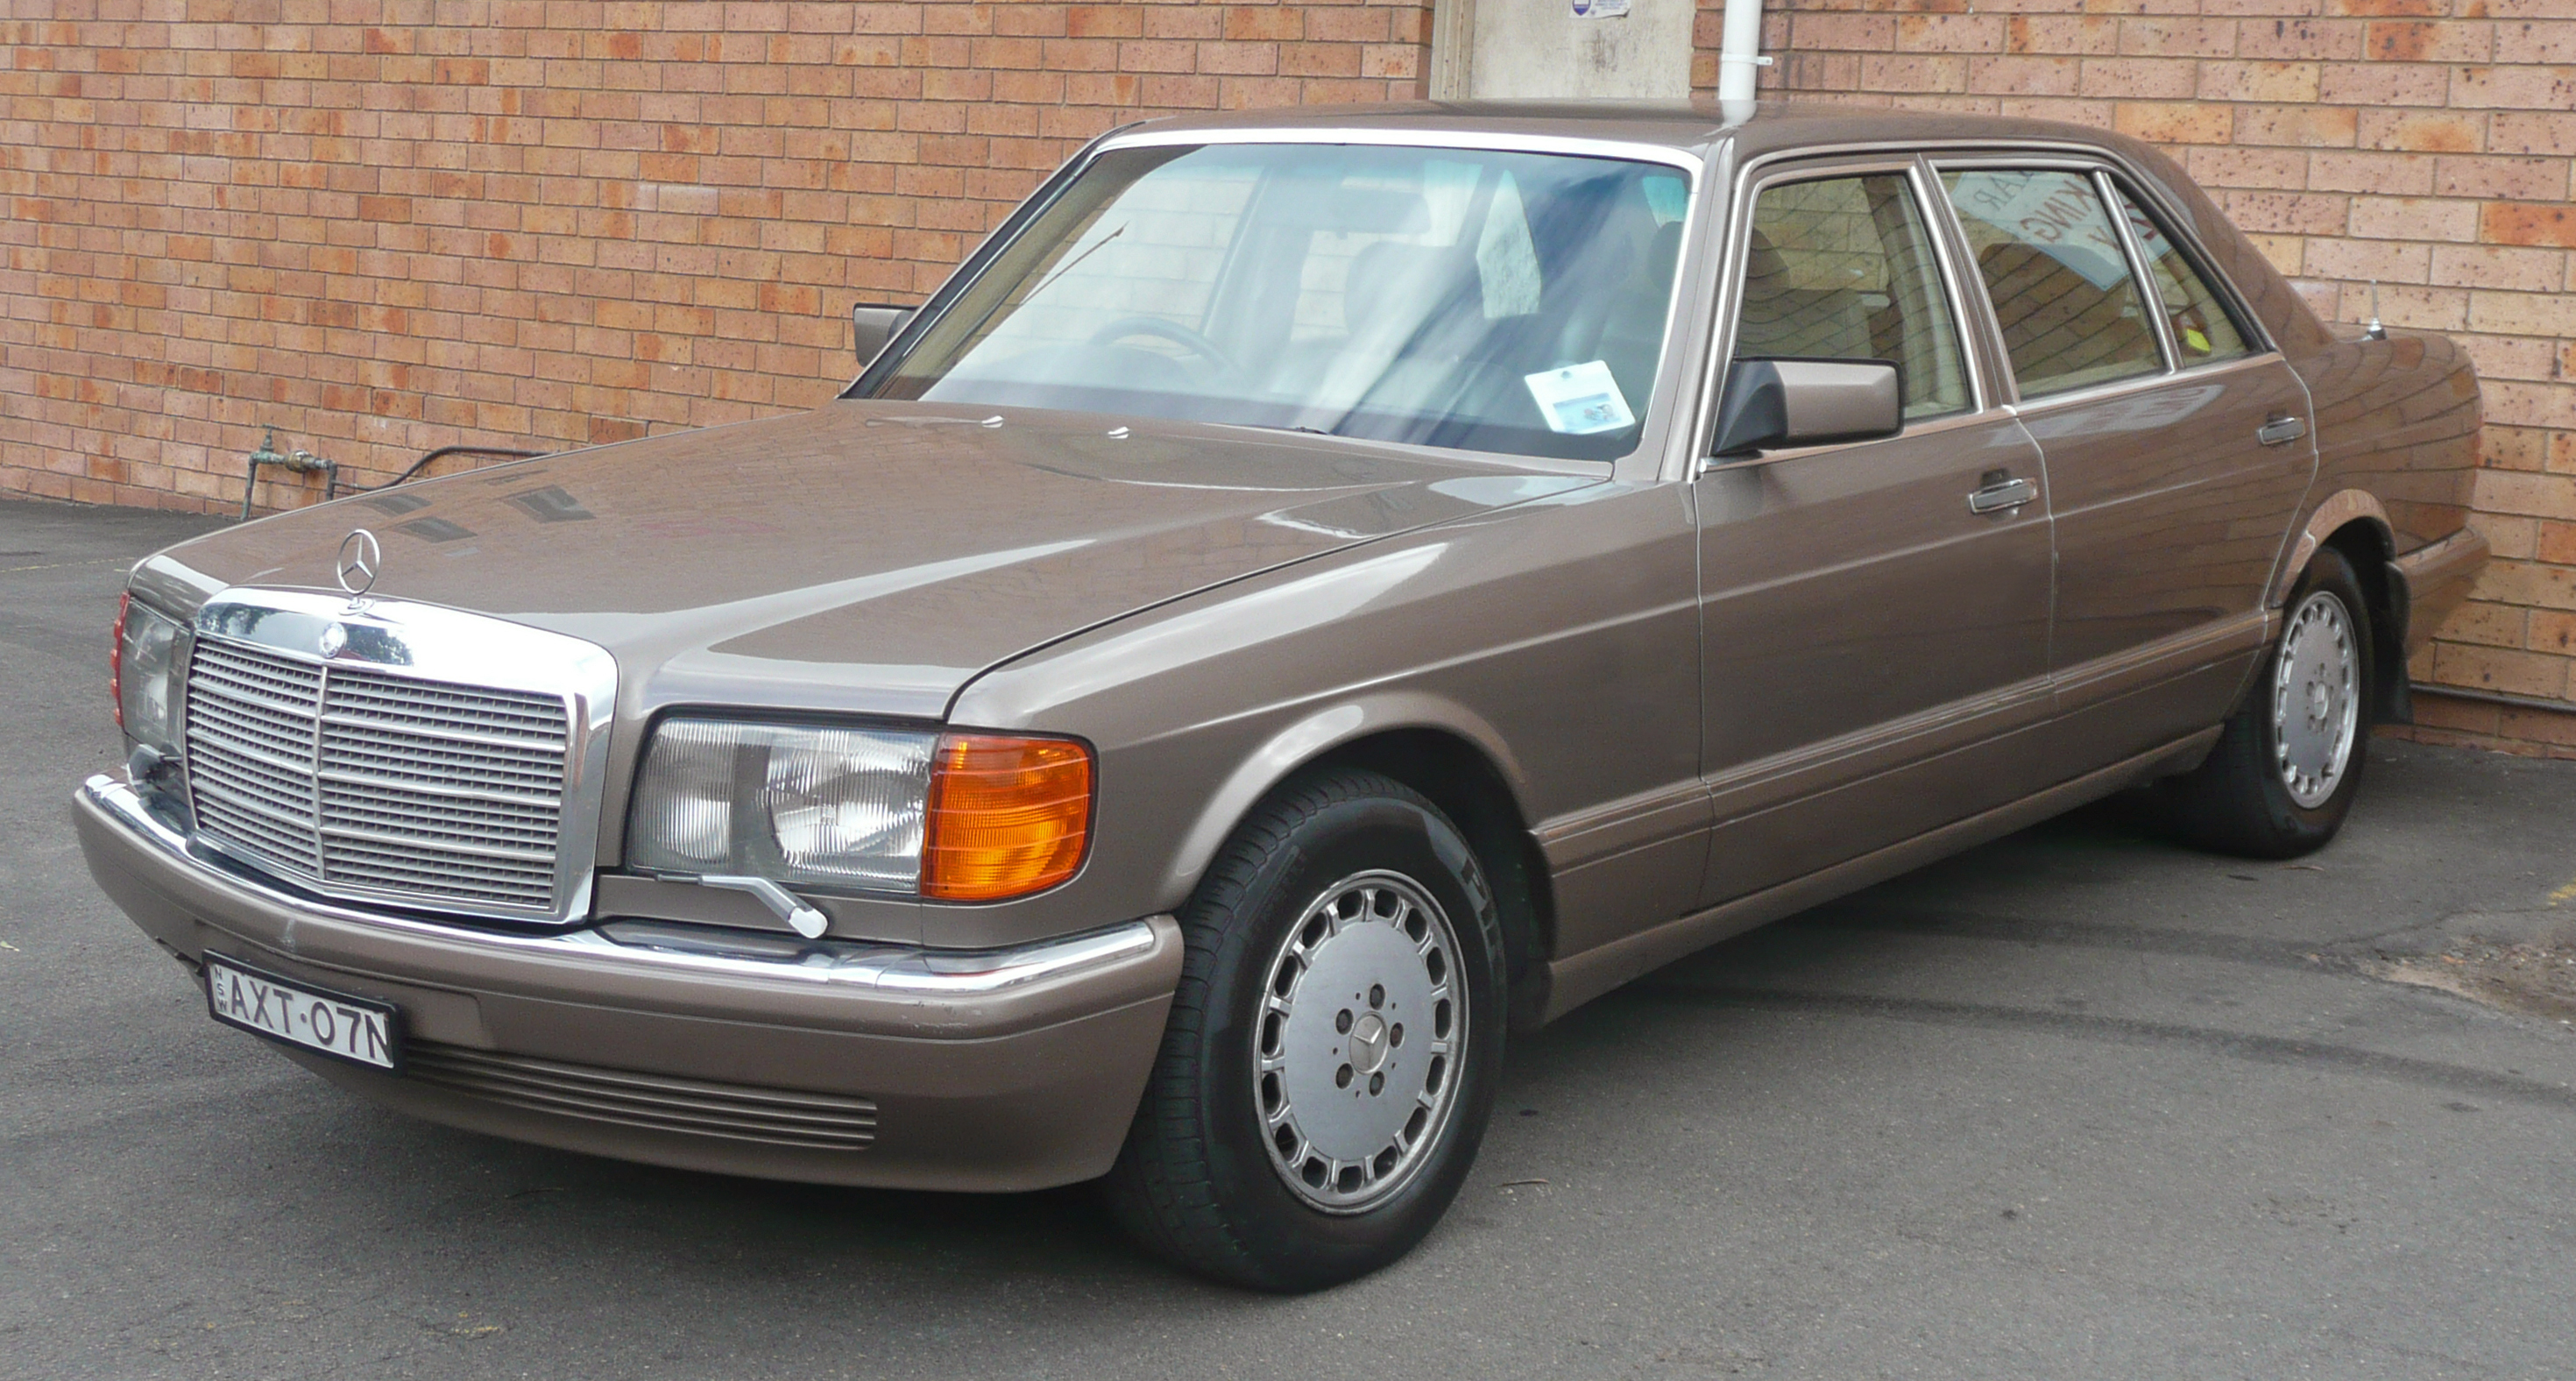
[{"left": 239, "top": 428, "right": 337, "bottom": 521}]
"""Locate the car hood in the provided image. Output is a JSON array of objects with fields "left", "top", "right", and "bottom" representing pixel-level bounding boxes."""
[{"left": 138, "top": 401, "right": 1603, "bottom": 718}]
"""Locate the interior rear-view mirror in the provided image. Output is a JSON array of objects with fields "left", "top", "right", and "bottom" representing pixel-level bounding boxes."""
[
  {"left": 1709, "top": 358, "right": 1903, "bottom": 457},
  {"left": 853, "top": 303, "right": 916, "bottom": 365}
]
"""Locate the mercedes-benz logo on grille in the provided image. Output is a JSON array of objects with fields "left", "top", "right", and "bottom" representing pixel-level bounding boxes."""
[
  {"left": 317, "top": 623, "right": 348, "bottom": 658},
  {"left": 335, "top": 528, "right": 382, "bottom": 599}
]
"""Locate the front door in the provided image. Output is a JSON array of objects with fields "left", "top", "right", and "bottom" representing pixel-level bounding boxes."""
[
  {"left": 1694, "top": 159, "right": 2057, "bottom": 906},
  {"left": 1936, "top": 164, "right": 2318, "bottom": 766}
]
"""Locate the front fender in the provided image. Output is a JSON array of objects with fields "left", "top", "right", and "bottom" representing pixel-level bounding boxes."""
[
  {"left": 942, "top": 478, "right": 1698, "bottom": 953},
  {"left": 1158, "top": 691, "right": 1534, "bottom": 901}
]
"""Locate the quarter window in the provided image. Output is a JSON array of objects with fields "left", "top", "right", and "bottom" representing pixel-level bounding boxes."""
[
  {"left": 1942, "top": 169, "right": 2164, "bottom": 398},
  {"left": 2112, "top": 185, "right": 2250, "bottom": 366},
  {"left": 1737, "top": 174, "right": 1969, "bottom": 421}
]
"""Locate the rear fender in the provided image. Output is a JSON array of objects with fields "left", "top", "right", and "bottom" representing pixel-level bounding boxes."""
[
  {"left": 2268, "top": 489, "right": 2392, "bottom": 610},
  {"left": 2267, "top": 489, "right": 2410, "bottom": 722}
]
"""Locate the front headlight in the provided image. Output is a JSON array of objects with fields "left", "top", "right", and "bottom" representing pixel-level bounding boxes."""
[
  {"left": 113, "top": 593, "right": 183, "bottom": 754},
  {"left": 626, "top": 719, "right": 1093, "bottom": 901},
  {"left": 629, "top": 719, "right": 937, "bottom": 891}
]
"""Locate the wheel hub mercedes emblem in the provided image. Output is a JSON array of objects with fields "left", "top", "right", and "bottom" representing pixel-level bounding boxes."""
[
  {"left": 1348, "top": 1012, "right": 1390, "bottom": 1074},
  {"left": 335, "top": 528, "right": 382, "bottom": 601}
]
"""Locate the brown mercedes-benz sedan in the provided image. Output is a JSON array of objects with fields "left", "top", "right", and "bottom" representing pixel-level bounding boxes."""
[{"left": 77, "top": 103, "right": 2487, "bottom": 1291}]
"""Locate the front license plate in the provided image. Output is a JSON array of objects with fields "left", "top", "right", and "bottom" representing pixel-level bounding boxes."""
[{"left": 204, "top": 953, "right": 403, "bottom": 1072}]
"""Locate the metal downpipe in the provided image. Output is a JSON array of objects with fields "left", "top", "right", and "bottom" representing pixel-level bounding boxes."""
[{"left": 1716, "top": 0, "right": 1766, "bottom": 108}]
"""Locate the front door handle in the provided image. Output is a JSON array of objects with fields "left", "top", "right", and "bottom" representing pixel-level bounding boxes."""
[
  {"left": 1967, "top": 475, "right": 2038, "bottom": 515},
  {"left": 2257, "top": 414, "right": 2308, "bottom": 446}
]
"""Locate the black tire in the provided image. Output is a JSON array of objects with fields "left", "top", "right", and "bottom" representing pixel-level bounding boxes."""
[
  {"left": 2148, "top": 547, "right": 2374, "bottom": 859},
  {"left": 1102, "top": 768, "right": 1508, "bottom": 1292}
]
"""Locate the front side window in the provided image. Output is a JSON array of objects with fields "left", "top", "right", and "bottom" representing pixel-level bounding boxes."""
[
  {"left": 1942, "top": 168, "right": 2164, "bottom": 398},
  {"left": 872, "top": 144, "right": 1693, "bottom": 462},
  {"left": 2112, "top": 185, "right": 2251, "bottom": 367},
  {"left": 1736, "top": 172, "right": 1970, "bottom": 421}
]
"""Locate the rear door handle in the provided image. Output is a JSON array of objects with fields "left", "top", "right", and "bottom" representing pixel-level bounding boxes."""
[
  {"left": 2257, "top": 415, "right": 2307, "bottom": 446},
  {"left": 1967, "top": 476, "right": 2038, "bottom": 515}
]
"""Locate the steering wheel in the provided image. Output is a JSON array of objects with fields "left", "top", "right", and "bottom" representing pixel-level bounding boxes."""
[{"left": 1086, "top": 315, "right": 1245, "bottom": 383}]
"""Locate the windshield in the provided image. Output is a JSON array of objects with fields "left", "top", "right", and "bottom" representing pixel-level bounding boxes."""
[{"left": 868, "top": 143, "right": 1694, "bottom": 462}]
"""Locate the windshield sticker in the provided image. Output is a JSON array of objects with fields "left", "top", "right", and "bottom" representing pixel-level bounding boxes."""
[{"left": 1525, "top": 362, "right": 1636, "bottom": 435}]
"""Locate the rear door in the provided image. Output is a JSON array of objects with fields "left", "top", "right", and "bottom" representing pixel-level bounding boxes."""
[
  {"left": 1692, "top": 156, "right": 2057, "bottom": 906},
  {"left": 1933, "top": 159, "right": 2318, "bottom": 767}
]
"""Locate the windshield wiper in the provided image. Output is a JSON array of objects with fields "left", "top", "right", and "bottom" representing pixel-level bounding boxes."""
[
  {"left": 1239, "top": 423, "right": 1341, "bottom": 437},
  {"left": 1027, "top": 223, "right": 1126, "bottom": 301}
]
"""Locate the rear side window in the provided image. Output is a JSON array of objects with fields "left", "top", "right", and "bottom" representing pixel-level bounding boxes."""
[
  {"left": 1737, "top": 173, "right": 1970, "bottom": 421},
  {"left": 1941, "top": 169, "right": 2163, "bottom": 398},
  {"left": 2112, "top": 185, "right": 2250, "bottom": 366}
]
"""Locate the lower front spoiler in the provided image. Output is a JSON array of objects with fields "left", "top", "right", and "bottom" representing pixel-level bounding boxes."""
[{"left": 74, "top": 775, "right": 1183, "bottom": 1192}]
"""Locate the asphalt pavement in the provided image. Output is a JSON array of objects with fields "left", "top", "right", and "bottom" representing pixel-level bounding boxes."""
[{"left": 5, "top": 493, "right": 2574, "bottom": 1380}]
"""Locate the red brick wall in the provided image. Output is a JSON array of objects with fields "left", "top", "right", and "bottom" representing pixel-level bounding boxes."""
[
  {"left": 10, "top": 0, "right": 2572, "bottom": 743},
  {"left": 0, "top": 0, "right": 1429, "bottom": 511},
  {"left": 1720, "top": 0, "right": 2576, "bottom": 744}
]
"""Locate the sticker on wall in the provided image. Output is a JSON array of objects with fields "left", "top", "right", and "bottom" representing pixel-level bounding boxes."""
[
  {"left": 1570, "top": 0, "right": 1632, "bottom": 16},
  {"left": 1525, "top": 361, "right": 1637, "bottom": 435}
]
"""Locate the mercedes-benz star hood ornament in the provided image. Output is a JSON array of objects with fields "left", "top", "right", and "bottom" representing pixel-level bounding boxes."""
[{"left": 335, "top": 528, "right": 381, "bottom": 602}]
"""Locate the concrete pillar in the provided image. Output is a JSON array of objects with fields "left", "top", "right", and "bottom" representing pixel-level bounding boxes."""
[{"left": 1432, "top": 0, "right": 1697, "bottom": 102}]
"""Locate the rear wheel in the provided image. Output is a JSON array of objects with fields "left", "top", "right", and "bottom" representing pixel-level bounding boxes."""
[
  {"left": 2148, "top": 547, "right": 2373, "bottom": 859},
  {"left": 1102, "top": 768, "right": 1507, "bottom": 1292}
]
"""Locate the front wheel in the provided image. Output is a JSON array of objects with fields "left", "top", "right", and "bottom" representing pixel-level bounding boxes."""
[
  {"left": 1102, "top": 768, "right": 1507, "bottom": 1292},
  {"left": 2148, "top": 547, "right": 2374, "bottom": 859}
]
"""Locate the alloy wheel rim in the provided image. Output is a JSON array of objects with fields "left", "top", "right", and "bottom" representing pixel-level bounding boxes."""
[
  {"left": 2272, "top": 589, "right": 2359, "bottom": 810},
  {"left": 1253, "top": 869, "right": 1464, "bottom": 1214}
]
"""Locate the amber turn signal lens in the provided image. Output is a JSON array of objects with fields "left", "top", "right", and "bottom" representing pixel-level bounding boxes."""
[{"left": 921, "top": 734, "right": 1094, "bottom": 902}]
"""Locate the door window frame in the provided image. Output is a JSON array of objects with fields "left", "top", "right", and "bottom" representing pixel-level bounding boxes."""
[
  {"left": 1930, "top": 155, "right": 2179, "bottom": 401},
  {"left": 1691, "top": 152, "right": 2005, "bottom": 471},
  {"left": 2098, "top": 171, "right": 2265, "bottom": 375},
  {"left": 1923, "top": 152, "right": 2285, "bottom": 418}
]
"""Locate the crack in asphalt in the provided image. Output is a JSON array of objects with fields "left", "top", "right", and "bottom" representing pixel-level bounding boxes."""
[
  {"left": 1806, "top": 908, "right": 2343, "bottom": 972},
  {"left": 1634, "top": 983, "right": 2576, "bottom": 1113},
  {"left": 0, "top": 556, "right": 123, "bottom": 574}
]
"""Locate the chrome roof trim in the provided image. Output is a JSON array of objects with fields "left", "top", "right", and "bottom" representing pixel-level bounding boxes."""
[{"left": 1098, "top": 124, "right": 1708, "bottom": 173}]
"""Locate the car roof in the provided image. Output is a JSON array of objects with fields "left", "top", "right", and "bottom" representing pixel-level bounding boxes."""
[
  {"left": 1093, "top": 99, "right": 2338, "bottom": 372},
  {"left": 1107, "top": 100, "right": 2134, "bottom": 166}
]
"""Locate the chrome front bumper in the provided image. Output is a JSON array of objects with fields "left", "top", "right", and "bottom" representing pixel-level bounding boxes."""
[{"left": 74, "top": 773, "right": 1183, "bottom": 1191}]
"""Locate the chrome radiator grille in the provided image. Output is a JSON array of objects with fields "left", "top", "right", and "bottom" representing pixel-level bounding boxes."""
[{"left": 184, "top": 636, "right": 573, "bottom": 914}]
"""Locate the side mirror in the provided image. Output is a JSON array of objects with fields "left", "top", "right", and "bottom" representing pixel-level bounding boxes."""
[
  {"left": 1709, "top": 358, "right": 1903, "bottom": 457},
  {"left": 853, "top": 303, "right": 916, "bottom": 365}
]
